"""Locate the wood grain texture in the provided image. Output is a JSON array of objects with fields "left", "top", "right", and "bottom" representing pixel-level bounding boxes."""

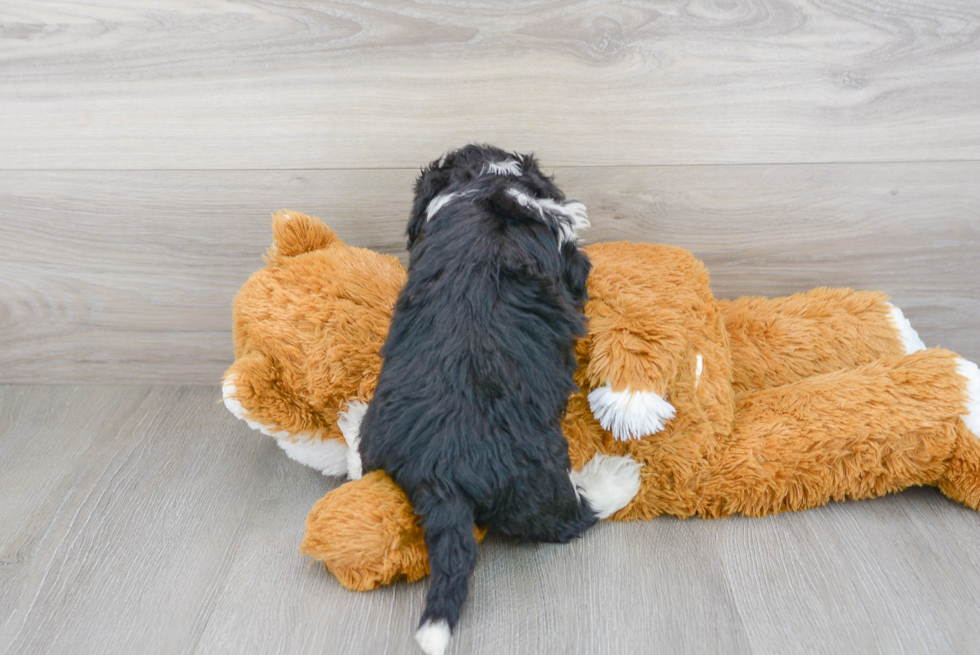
[
  {"left": 2, "top": 0, "right": 979, "bottom": 169},
  {"left": 4, "top": 385, "right": 980, "bottom": 654},
  {"left": 2, "top": 163, "right": 977, "bottom": 384}
]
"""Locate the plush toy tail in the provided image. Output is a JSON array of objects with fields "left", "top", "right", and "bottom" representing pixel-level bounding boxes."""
[
  {"left": 266, "top": 210, "right": 341, "bottom": 262},
  {"left": 413, "top": 489, "right": 478, "bottom": 655}
]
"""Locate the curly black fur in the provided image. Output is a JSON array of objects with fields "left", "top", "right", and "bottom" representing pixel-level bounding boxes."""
[{"left": 358, "top": 145, "right": 596, "bottom": 639}]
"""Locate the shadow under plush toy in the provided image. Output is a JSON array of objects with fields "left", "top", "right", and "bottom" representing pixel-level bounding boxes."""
[{"left": 223, "top": 210, "right": 980, "bottom": 599}]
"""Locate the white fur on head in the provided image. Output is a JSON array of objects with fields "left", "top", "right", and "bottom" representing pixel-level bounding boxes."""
[
  {"left": 426, "top": 192, "right": 461, "bottom": 221},
  {"left": 886, "top": 303, "right": 926, "bottom": 354},
  {"left": 426, "top": 189, "right": 479, "bottom": 222},
  {"left": 956, "top": 358, "right": 980, "bottom": 438},
  {"left": 504, "top": 188, "right": 590, "bottom": 248},
  {"left": 588, "top": 383, "right": 676, "bottom": 441},
  {"left": 338, "top": 400, "right": 369, "bottom": 480},
  {"left": 482, "top": 159, "right": 522, "bottom": 176},
  {"left": 570, "top": 453, "right": 642, "bottom": 519},
  {"left": 415, "top": 619, "right": 451, "bottom": 655}
]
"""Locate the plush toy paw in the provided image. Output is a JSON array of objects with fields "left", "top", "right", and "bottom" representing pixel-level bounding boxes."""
[
  {"left": 587, "top": 383, "right": 676, "bottom": 441},
  {"left": 223, "top": 372, "right": 352, "bottom": 477},
  {"left": 301, "top": 470, "right": 488, "bottom": 591},
  {"left": 222, "top": 374, "right": 293, "bottom": 439},
  {"left": 570, "top": 453, "right": 643, "bottom": 519},
  {"left": 301, "top": 470, "right": 431, "bottom": 591},
  {"left": 957, "top": 358, "right": 980, "bottom": 437},
  {"left": 886, "top": 302, "right": 927, "bottom": 354}
]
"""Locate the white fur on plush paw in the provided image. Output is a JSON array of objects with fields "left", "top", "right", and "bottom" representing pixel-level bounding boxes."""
[
  {"left": 587, "top": 383, "right": 676, "bottom": 441},
  {"left": 415, "top": 620, "right": 451, "bottom": 655},
  {"left": 222, "top": 375, "right": 248, "bottom": 421},
  {"left": 957, "top": 358, "right": 980, "bottom": 437},
  {"left": 222, "top": 374, "right": 348, "bottom": 476},
  {"left": 570, "top": 453, "right": 642, "bottom": 519},
  {"left": 886, "top": 303, "right": 926, "bottom": 354},
  {"left": 338, "top": 400, "right": 369, "bottom": 480},
  {"left": 222, "top": 375, "right": 290, "bottom": 438},
  {"left": 276, "top": 437, "right": 348, "bottom": 477}
]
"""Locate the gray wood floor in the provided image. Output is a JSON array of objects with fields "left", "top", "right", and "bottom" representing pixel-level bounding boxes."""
[{"left": 4, "top": 384, "right": 980, "bottom": 655}]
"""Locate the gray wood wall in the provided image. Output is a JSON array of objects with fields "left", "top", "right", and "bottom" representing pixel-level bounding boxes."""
[{"left": 2, "top": 0, "right": 978, "bottom": 384}]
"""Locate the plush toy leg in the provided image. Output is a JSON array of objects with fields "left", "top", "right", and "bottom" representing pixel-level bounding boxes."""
[
  {"left": 721, "top": 288, "right": 920, "bottom": 395},
  {"left": 700, "top": 349, "right": 969, "bottom": 518},
  {"left": 301, "top": 471, "right": 489, "bottom": 591},
  {"left": 581, "top": 243, "right": 731, "bottom": 441},
  {"left": 301, "top": 471, "right": 431, "bottom": 591},
  {"left": 299, "top": 454, "right": 639, "bottom": 590}
]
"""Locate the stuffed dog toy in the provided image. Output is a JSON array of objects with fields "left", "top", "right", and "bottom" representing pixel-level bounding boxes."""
[{"left": 223, "top": 211, "right": 980, "bottom": 599}]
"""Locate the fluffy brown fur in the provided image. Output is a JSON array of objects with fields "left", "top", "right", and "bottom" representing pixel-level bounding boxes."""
[
  {"left": 227, "top": 211, "right": 405, "bottom": 446},
  {"left": 224, "top": 211, "right": 978, "bottom": 591}
]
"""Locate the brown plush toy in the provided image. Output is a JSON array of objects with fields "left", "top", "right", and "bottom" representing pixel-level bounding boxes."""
[{"left": 223, "top": 210, "right": 980, "bottom": 593}]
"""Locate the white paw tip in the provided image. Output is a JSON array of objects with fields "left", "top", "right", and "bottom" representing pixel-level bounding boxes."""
[
  {"left": 587, "top": 384, "right": 676, "bottom": 441},
  {"left": 415, "top": 619, "right": 451, "bottom": 655},
  {"left": 570, "top": 453, "right": 642, "bottom": 520},
  {"left": 956, "top": 358, "right": 980, "bottom": 437},
  {"left": 887, "top": 303, "right": 926, "bottom": 354}
]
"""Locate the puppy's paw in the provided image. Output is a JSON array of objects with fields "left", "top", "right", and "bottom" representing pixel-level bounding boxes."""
[
  {"left": 570, "top": 453, "right": 642, "bottom": 519},
  {"left": 587, "top": 383, "right": 675, "bottom": 441}
]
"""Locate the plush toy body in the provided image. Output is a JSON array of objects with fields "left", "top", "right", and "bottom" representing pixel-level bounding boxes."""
[{"left": 224, "top": 212, "right": 980, "bottom": 591}]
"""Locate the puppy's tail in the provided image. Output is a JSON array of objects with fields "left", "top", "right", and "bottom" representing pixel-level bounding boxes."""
[{"left": 412, "top": 487, "right": 478, "bottom": 655}]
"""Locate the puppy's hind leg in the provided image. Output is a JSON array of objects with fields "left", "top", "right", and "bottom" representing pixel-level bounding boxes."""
[{"left": 496, "top": 454, "right": 642, "bottom": 543}]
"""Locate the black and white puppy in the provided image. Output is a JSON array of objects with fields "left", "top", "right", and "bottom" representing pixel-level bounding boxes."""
[{"left": 357, "top": 145, "right": 639, "bottom": 655}]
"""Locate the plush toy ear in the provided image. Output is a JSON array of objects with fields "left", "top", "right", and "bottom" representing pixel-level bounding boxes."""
[
  {"left": 267, "top": 210, "right": 341, "bottom": 262},
  {"left": 407, "top": 161, "right": 452, "bottom": 250}
]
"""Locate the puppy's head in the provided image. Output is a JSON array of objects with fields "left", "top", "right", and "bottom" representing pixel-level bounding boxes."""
[
  {"left": 407, "top": 144, "right": 587, "bottom": 250},
  {"left": 408, "top": 144, "right": 591, "bottom": 308}
]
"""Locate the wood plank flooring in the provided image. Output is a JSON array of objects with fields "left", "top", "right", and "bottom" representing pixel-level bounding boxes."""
[{"left": 4, "top": 385, "right": 980, "bottom": 655}]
